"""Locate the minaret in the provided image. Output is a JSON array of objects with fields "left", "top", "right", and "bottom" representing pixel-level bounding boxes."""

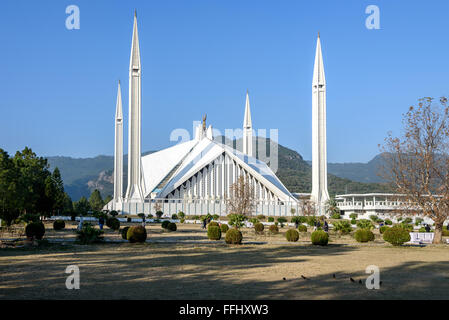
[
  {"left": 311, "top": 33, "right": 330, "bottom": 214},
  {"left": 243, "top": 90, "right": 253, "bottom": 157},
  {"left": 125, "top": 11, "right": 144, "bottom": 201},
  {"left": 113, "top": 81, "right": 123, "bottom": 205}
]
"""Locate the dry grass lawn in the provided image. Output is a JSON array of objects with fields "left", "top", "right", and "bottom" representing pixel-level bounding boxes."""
[{"left": 1, "top": 222, "right": 448, "bottom": 299}]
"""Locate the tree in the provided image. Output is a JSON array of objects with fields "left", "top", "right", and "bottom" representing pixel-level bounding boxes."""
[
  {"left": 326, "top": 197, "right": 340, "bottom": 217},
  {"left": 225, "top": 175, "right": 255, "bottom": 216},
  {"left": 104, "top": 195, "right": 113, "bottom": 204},
  {"left": 52, "top": 167, "right": 65, "bottom": 214},
  {"left": 300, "top": 199, "right": 316, "bottom": 216},
  {"left": 89, "top": 189, "right": 104, "bottom": 212},
  {"left": 74, "top": 196, "right": 91, "bottom": 216},
  {"left": 62, "top": 192, "right": 74, "bottom": 215},
  {"left": 0, "top": 149, "right": 22, "bottom": 226},
  {"left": 380, "top": 97, "right": 449, "bottom": 244}
]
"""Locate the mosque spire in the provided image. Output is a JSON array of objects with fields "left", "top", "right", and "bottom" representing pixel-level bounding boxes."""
[
  {"left": 125, "top": 12, "right": 144, "bottom": 202},
  {"left": 311, "top": 33, "right": 330, "bottom": 214},
  {"left": 113, "top": 81, "right": 123, "bottom": 204},
  {"left": 243, "top": 90, "right": 253, "bottom": 157}
]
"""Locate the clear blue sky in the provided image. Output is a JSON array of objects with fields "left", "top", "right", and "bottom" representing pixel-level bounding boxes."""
[{"left": 1, "top": 0, "right": 448, "bottom": 163}]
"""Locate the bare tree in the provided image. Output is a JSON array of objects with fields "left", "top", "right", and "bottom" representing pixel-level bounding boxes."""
[
  {"left": 380, "top": 97, "right": 449, "bottom": 243},
  {"left": 225, "top": 175, "right": 255, "bottom": 216},
  {"left": 300, "top": 199, "right": 316, "bottom": 216}
]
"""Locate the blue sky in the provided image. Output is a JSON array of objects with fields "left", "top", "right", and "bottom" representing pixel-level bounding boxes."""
[{"left": 1, "top": 0, "right": 448, "bottom": 163}]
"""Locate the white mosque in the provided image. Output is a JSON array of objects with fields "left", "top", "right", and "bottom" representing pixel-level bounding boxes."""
[{"left": 105, "top": 12, "right": 329, "bottom": 216}]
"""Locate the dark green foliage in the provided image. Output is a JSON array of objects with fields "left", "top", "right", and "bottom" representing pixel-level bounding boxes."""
[
  {"left": 249, "top": 218, "right": 259, "bottom": 224},
  {"left": 25, "top": 222, "right": 45, "bottom": 240},
  {"left": 380, "top": 226, "right": 390, "bottom": 234},
  {"left": 269, "top": 225, "right": 279, "bottom": 234},
  {"left": 257, "top": 215, "right": 266, "bottom": 221},
  {"left": 356, "top": 219, "right": 374, "bottom": 230},
  {"left": 161, "top": 220, "right": 170, "bottom": 229},
  {"left": 228, "top": 214, "right": 246, "bottom": 228},
  {"left": 403, "top": 217, "right": 413, "bottom": 224},
  {"left": 171, "top": 214, "right": 178, "bottom": 219},
  {"left": 155, "top": 211, "right": 163, "bottom": 219},
  {"left": 414, "top": 218, "right": 424, "bottom": 226},
  {"left": 384, "top": 219, "right": 393, "bottom": 225},
  {"left": 291, "top": 216, "right": 307, "bottom": 224},
  {"left": 285, "top": 229, "right": 299, "bottom": 242},
  {"left": 225, "top": 228, "right": 242, "bottom": 244},
  {"left": 21, "top": 212, "right": 40, "bottom": 223},
  {"left": 207, "top": 225, "right": 221, "bottom": 240},
  {"left": 354, "top": 229, "right": 375, "bottom": 242},
  {"left": 76, "top": 222, "right": 103, "bottom": 244},
  {"left": 350, "top": 219, "right": 356, "bottom": 224},
  {"left": 127, "top": 226, "right": 147, "bottom": 243},
  {"left": 418, "top": 227, "right": 427, "bottom": 233},
  {"left": 306, "top": 216, "right": 317, "bottom": 227},
  {"left": 121, "top": 226, "right": 130, "bottom": 239},
  {"left": 333, "top": 220, "right": 352, "bottom": 235},
  {"left": 349, "top": 213, "right": 358, "bottom": 220},
  {"left": 167, "top": 222, "right": 177, "bottom": 231},
  {"left": 267, "top": 217, "right": 274, "bottom": 222},
  {"left": 254, "top": 222, "right": 264, "bottom": 234},
  {"left": 220, "top": 224, "right": 229, "bottom": 233},
  {"left": 109, "top": 210, "right": 118, "bottom": 217},
  {"left": 212, "top": 214, "right": 219, "bottom": 220},
  {"left": 88, "top": 189, "right": 104, "bottom": 212},
  {"left": 178, "top": 211, "right": 185, "bottom": 219},
  {"left": 298, "top": 224, "right": 308, "bottom": 232},
  {"left": 383, "top": 225, "right": 411, "bottom": 246},
  {"left": 53, "top": 219, "right": 65, "bottom": 230},
  {"left": 399, "top": 223, "right": 414, "bottom": 232},
  {"left": 277, "top": 217, "right": 287, "bottom": 223},
  {"left": 106, "top": 217, "right": 120, "bottom": 230},
  {"left": 330, "top": 213, "right": 341, "bottom": 219},
  {"left": 311, "top": 230, "right": 329, "bottom": 246},
  {"left": 369, "top": 215, "right": 379, "bottom": 222}
]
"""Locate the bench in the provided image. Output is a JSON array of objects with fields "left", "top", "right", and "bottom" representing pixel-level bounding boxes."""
[{"left": 409, "top": 232, "right": 434, "bottom": 244}]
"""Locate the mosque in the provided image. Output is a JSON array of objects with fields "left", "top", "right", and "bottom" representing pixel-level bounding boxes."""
[{"left": 105, "top": 12, "right": 329, "bottom": 216}]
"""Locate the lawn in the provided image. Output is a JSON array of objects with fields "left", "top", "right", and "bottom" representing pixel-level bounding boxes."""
[{"left": 0, "top": 222, "right": 448, "bottom": 299}]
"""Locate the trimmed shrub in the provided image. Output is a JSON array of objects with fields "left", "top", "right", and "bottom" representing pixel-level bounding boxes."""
[
  {"left": 311, "top": 230, "right": 329, "bottom": 246},
  {"left": 442, "top": 229, "right": 449, "bottom": 237},
  {"left": 418, "top": 227, "right": 427, "bottom": 233},
  {"left": 127, "top": 226, "right": 147, "bottom": 243},
  {"left": 121, "top": 226, "right": 130, "bottom": 239},
  {"left": 354, "top": 229, "right": 374, "bottom": 242},
  {"left": 400, "top": 223, "right": 414, "bottom": 232},
  {"left": 208, "top": 221, "right": 219, "bottom": 227},
  {"left": 291, "top": 216, "right": 307, "bottom": 224},
  {"left": 249, "top": 218, "right": 259, "bottom": 224},
  {"left": 257, "top": 215, "right": 266, "bottom": 221},
  {"left": 269, "top": 225, "right": 279, "bottom": 234},
  {"left": 380, "top": 226, "right": 390, "bottom": 234},
  {"left": 349, "top": 213, "right": 358, "bottom": 220},
  {"left": 220, "top": 224, "right": 229, "bottom": 233},
  {"left": 212, "top": 214, "right": 219, "bottom": 220},
  {"left": 277, "top": 217, "right": 288, "bottom": 224},
  {"left": 383, "top": 225, "right": 411, "bottom": 246},
  {"left": 53, "top": 220, "right": 65, "bottom": 231},
  {"left": 225, "top": 228, "right": 243, "bottom": 244},
  {"left": 286, "top": 229, "right": 299, "bottom": 242},
  {"left": 106, "top": 217, "right": 120, "bottom": 231},
  {"left": 298, "top": 224, "right": 308, "bottom": 232},
  {"left": 207, "top": 225, "right": 221, "bottom": 240},
  {"left": 228, "top": 214, "right": 246, "bottom": 228},
  {"left": 369, "top": 215, "right": 379, "bottom": 222},
  {"left": 384, "top": 219, "right": 393, "bottom": 225},
  {"left": 171, "top": 214, "right": 178, "bottom": 220},
  {"left": 350, "top": 219, "right": 356, "bottom": 225},
  {"left": 333, "top": 220, "right": 352, "bottom": 235},
  {"left": 178, "top": 211, "right": 185, "bottom": 219},
  {"left": 254, "top": 222, "right": 264, "bottom": 234},
  {"left": 403, "top": 217, "right": 413, "bottom": 224},
  {"left": 306, "top": 216, "right": 317, "bottom": 227},
  {"left": 161, "top": 220, "right": 170, "bottom": 229},
  {"left": 25, "top": 222, "right": 45, "bottom": 240},
  {"left": 110, "top": 210, "right": 119, "bottom": 217},
  {"left": 127, "top": 217, "right": 131, "bottom": 222},
  {"left": 330, "top": 213, "right": 341, "bottom": 219},
  {"left": 155, "top": 211, "right": 163, "bottom": 219},
  {"left": 356, "top": 219, "right": 374, "bottom": 230},
  {"left": 76, "top": 222, "right": 103, "bottom": 244},
  {"left": 167, "top": 222, "right": 177, "bottom": 232},
  {"left": 267, "top": 217, "right": 274, "bottom": 222}
]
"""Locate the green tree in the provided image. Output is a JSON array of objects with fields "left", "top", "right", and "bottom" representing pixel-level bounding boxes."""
[
  {"left": 103, "top": 195, "right": 113, "bottom": 204},
  {"left": 51, "top": 167, "right": 65, "bottom": 214},
  {"left": 62, "top": 192, "right": 74, "bottom": 215},
  {"left": 0, "top": 149, "right": 22, "bottom": 225},
  {"left": 74, "top": 196, "right": 91, "bottom": 216},
  {"left": 89, "top": 189, "right": 104, "bottom": 212}
]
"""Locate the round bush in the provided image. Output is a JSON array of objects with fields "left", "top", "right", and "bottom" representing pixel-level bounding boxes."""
[
  {"left": 167, "top": 222, "right": 177, "bottom": 232},
  {"left": 285, "top": 229, "right": 299, "bottom": 242},
  {"left": 26, "top": 222, "right": 45, "bottom": 240},
  {"left": 298, "top": 224, "right": 308, "bottom": 232},
  {"left": 330, "top": 213, "right": 341, "bottom": 219},
  {"left": 442, "top": 229, "right": 449, "bottom": 236},
  {"left": 383, "top": 225, "right": 411, "bottom": 246},
  {"left": 208, "top": 221, "right": 219, "bottom": 228},
  {"left": 127, "top": 226, "right": 147, "bottom": 243},
  {"left": 267, "top": 217, "right": 274, "bottom": 222},
  {"left": 269, "top": 225, "right": 279, "bottom": 234},
  {"left": 220, "top": 224, "right": 229, "bottom": 233},
  {"left": 384, "top": 219, "right": 393, "bottom": 225},
  {"left": 380, "top": 226, "right": 390, "bottom": 234},
  {"left": 106, "top": 217, "right": 120, "bottom": 231},
  {"left": 400, "top": 223, "right": 414, "bottom": 232},
  {"left": 53, "top": 220, "right": 65, "bottom": 231},
  {"left": 225, "top": 228, "right": 243, "bottom": 244},
  {"left": 311, "top": 230, "right": 328, "bottom": 246},
  {"left": 161, "top": 220, "right": 170, "bottom": 229},
  {"left": 354, "top": 229, "right": 375, "bottom": 243},
  {"left": 121, "top": 226, "right": 130, "bottom": 239},
  {"left": 207, "top": 225, "right": 222, "bottom": 240},
  {"left": 257, "top": 215, "right": 266, "bottom": 221},
  {"left": 254, "top": 223, "right": 264, "bottom": 234}
]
